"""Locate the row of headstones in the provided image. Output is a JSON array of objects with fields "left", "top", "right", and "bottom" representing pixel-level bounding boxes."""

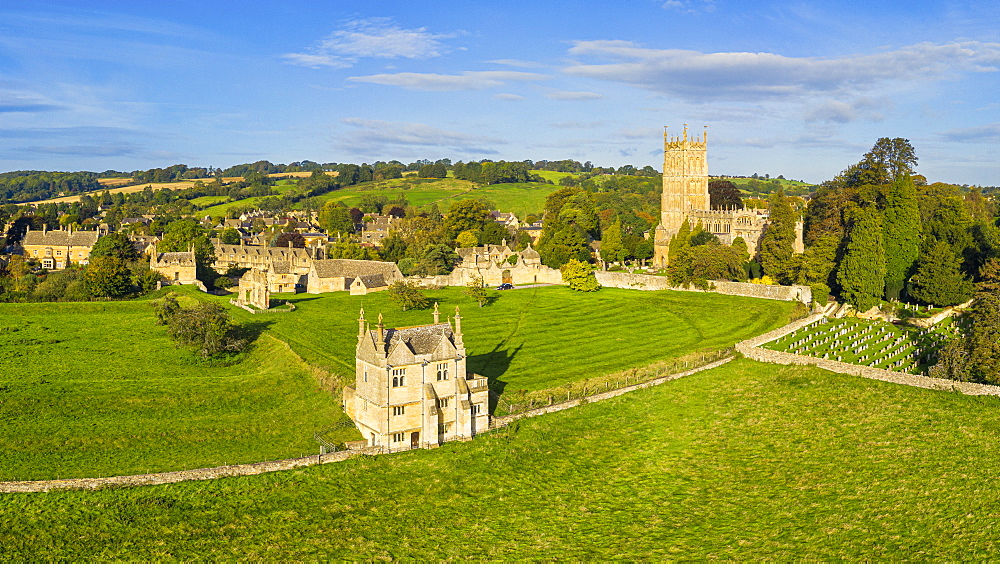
[{"left": 777, "top": 318, "right": 936, "bottom": 373}]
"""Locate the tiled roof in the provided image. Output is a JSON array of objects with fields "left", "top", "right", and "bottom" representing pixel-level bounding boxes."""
[
  {"left": 375, "top": 323, "right": 454, "bottom": 356},
  {"left": 22, "top": 230, "right": 99, "bottom": 248},
  {"left": 153, "top": 251, "right": 196, "bottom": 266}
]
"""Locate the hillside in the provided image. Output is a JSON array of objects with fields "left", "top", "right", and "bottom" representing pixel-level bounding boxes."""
[{"left": 4, "top": 358, "right": 1000, "bottom": 558}]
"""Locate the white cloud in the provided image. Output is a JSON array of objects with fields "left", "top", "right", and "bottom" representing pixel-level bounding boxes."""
[
  {"left": 546, "top": 90, "right": 604, "bottom": 101},
  {"left": 339, "top": 118, "right": 503, "bottom": 155},
  {"left": 282, "top": 18, "right": 457, "bottom": 69},
  {"left": 348, "top": 71, "right": 547, "bottom": 91},
  {"left": 661, "top": 0, "right": 716, "bottom": 14},
  {"left": 563, "top": 40, "right": 1000, "bottom": 101},
  {"left": 494, "top": 93, "right": 525, "bottom": 101},
  {"left": 486, "top": 59, "right": 547, "bottom": 68},
  {"left": 804, "top": 97, "right": 890, "bottom": 123},
  {"left": 937, "top": 123, "right": 1000, "bottom": 142}
]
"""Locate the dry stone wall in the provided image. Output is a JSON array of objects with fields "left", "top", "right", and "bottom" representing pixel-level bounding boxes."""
[{"left": 594, "top": 271, "right": 812, "bottom": 303}]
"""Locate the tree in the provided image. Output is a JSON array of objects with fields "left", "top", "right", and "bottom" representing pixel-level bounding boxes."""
[
  {"left": 166, "top": 302, "right": 247, "bottom": 358},
  {"left": 908, "top": 240, "right": 974, "bottom": 307},
  {"left": 456, "top": 230, "right": 479, "bottom": 248},
  {"left": 320, "top": 201, "right": 356, "bottom": 235},
  {"left": 84, "top": 256, "right": 132, "bottom": 298},
  {"left": 464, "top": 275, "right": 490, "bottom": 307},
  {"left": 599, "top": 221, "right": 626, "bottom": 265},
  {"left": 708, "top": 180, "right": 744, "bottom": 209},
  {"left": 413, "top": 244, "right": 460, "bottom": 276},
  {"left": 444, "top": 200, "right": 492, "bottom": 236},
  {"left": 386, "top": 280, "right": 429, "bottom": 311},
  {"left": 836, "top": 206, "right": 886, "bottom": 311},
  {"left": 759, "top": 189, "right": 796, "bottom": 283},
  {"left": 537, "top": 225, "right": 590, "bottom": 269},
  {"left": 89, "top": 232, "right": 139, "bottom": 261},
  {"left": 882, "top": 175, "right": 922, "bottom": 300},
  {"left": 272, "top": 232, "right": 305, "bottom": 248},
  {"left": 153, "top": 295, "right": 181, "bottom": 325},
  {"left": 220, "top": 227, "right": 241, "bottom": 245},
  {"left": 561, "top": 259, "right": 600, "bottom": 291},
  {"left": 966, "top": 259, "right": 1000, "bottom": 383},
  {"left": 850, "top": 137, "right": 918, "bottom": 186}
]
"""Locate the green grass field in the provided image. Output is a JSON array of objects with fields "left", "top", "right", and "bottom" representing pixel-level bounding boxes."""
[
  {"left": 0, "top": 299, "right": 351, "bottom": 480},
  {"left": 4, "top": 358, "right": 1000, "bottom": 559},
  {"left": 239, "top": 286, "right": 798, "bottom": 395},
  {"left": 530, "top": 169, "right": 579, "bottom": 183},
  {"left": 0, "top": 287, "right": 793, "bottom": 480}
]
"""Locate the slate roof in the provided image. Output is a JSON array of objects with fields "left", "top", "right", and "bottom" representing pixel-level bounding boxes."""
[
  {"left": 22, "top": 229, "right": 99, "bottom": 248},
  {"left": 311, "top": 259, "right": 401, "bottom": 280},
  {"left": 214, "top": 244, "right": 310, "bottom": 259},
  {"left": 153, "top": 251, "right": 195, "bottom": 266},
  {"left": 376, "top": 323, "right": 454, "bottom": 356},
  {"left": 352, "top": 274, "right": 386, "bottom": 288}
]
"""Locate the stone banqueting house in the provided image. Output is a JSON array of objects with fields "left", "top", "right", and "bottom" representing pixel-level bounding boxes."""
[
  {"left": 21, "top": 226, "right": 100, "bottom": 269},
  {"left": 344, "top": 305, "right": 490, "bottom": 450},
  {"left": 235, "top": 267, "right": 271, "bottom": 309},
  {"left": 652, "top": 125, "right": 804, "bottom": 267},
  {"left": 149, "top": 245, "right": 198, "bottom": 284}
]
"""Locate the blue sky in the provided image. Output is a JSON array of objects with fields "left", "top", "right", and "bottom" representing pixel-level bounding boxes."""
[{"left": 1, "top": 0, "right": 997, "bottom": 185}]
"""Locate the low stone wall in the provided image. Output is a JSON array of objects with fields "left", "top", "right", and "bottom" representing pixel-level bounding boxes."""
[
  {"left": 594, "top": 271, "right": 812, "bottom": 303},
  {"left": 491, "top": 355, "right": 734, "bottom": 428},
  {"left": 0, "top": 447, "right": 382, "bottom": 493},
  {"left": 736, "top": 314, "right": 1000, "bottom": 396}
]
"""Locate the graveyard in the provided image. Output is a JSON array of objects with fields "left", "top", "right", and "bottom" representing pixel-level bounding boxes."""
[{"left": 762, "top": 315, "right": 966, "bottom": 375}]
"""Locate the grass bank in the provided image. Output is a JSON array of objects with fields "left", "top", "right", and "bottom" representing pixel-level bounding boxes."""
[
  {"left": 0, "top": 300, "right": 351, "bottom": 480},
  {"left": 4, "top": 358, "right": 1000, "bottom": 558}
]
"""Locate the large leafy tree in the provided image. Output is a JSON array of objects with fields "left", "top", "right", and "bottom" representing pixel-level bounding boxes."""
[
  {"left": 319, "top": 201, "right": 356, "bottom": 235},
  {"left": 561, "top": 259, "right": 600, "bottom": 291},
  {"left": 836, "top": 206, "right": 886, "bottom": 311},
  {"left": 443, "top": 199, "right": 492, "bottom": 236},
  {"left": 599, "top": 221, "right": 626, "bottom": 265},
  {"left": 89, "top": 232, "right": 140, "bottom": 262},
  {"left": 708, "top": 180, "right": 744, "bottom": 210},
  {"left": 908, "top": 240, "right": 974, "bottom": 306},
  {"left": 166, "top": 301, "right": 247, "bottom": 358},
  {"left": 966, "top": 259, "right": 1000, "bottom": 383},
  {"left": 759, "top": 189, "right": 796, "bottom": 283},
  {"left": 882, "top": 175, "right": 922, "bottom": 300},
  {"left": 84, "top": 256, "right": 133, "bottom": 298}
]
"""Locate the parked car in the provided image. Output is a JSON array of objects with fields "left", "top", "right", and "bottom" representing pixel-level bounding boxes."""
[{"left": 496, "top": 283, "right": 514, "bottom": 290}]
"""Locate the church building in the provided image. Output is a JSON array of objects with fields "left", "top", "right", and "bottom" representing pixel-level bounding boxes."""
[
  {"left": 653, "top": 125, "right": 802, "bottom": 268},
  {"left": 344, "top": 305, "right": 490, "bottom": 450}
]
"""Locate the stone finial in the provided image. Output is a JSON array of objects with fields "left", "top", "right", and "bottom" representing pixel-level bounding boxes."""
[
  {"left": 377, "top": 312, "right": 386, "bottom": 343},
  {"left": 358, "top": 308, "right": 366, "bottom": 337},
  {"left": 433, "top": 302, "right": 440, "bottom": 324},
  {"left": 454, "top": 306, "right": 463, "bottom": 343}
]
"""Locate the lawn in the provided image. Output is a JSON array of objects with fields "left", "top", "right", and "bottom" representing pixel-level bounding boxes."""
[
  {"left": 4, "top": 358, "right": 1000, "bottom": 559},
  {"left": 0, "top": 299, "right": 352, "bottom": 480},
  {"left": 230, "top": 286, "right": 798, "bottom": 395}
]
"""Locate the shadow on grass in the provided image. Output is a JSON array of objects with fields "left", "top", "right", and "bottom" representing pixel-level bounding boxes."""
[{"left": 468, "top": 343, "right": 522, "bottom": 414}]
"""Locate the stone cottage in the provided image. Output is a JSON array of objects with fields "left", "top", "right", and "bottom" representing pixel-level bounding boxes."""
[{"left": 344, "top": 305, "right": 490, "bottom": 450}]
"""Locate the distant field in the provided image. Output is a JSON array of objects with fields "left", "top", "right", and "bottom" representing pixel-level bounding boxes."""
[
  {"left": 6, "top": 358, "right": 1000, "bottom": 559},
  {"left": 0, "top": 295, "right": 351, "bottom": 480},
  {"left": 297, "top": 177, "right": 476, "bottom": 210},
  {"left": 291, "top": 176, "right": 558, "bottom": 218},
  {"left": 530, "top": 169, "right": 578, "bottom": 183},
  {"left": 26, "top": 172, "right": 329, "bottom": 205},
  {"left": 233, "top": 286, "right": 797, "bottom": 394}
]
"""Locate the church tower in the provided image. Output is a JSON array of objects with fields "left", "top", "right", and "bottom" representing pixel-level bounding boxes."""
[{"left": 653, "top": 124, "right": 709, "bottom": 267}]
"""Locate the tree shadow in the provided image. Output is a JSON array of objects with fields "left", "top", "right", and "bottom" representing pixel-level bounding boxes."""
[
  {"left": 235, "top": 319, "right": 274, "bottom": 344},
  {"left": 467, "top": 343, "right": 521, "bottom": 414}
]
